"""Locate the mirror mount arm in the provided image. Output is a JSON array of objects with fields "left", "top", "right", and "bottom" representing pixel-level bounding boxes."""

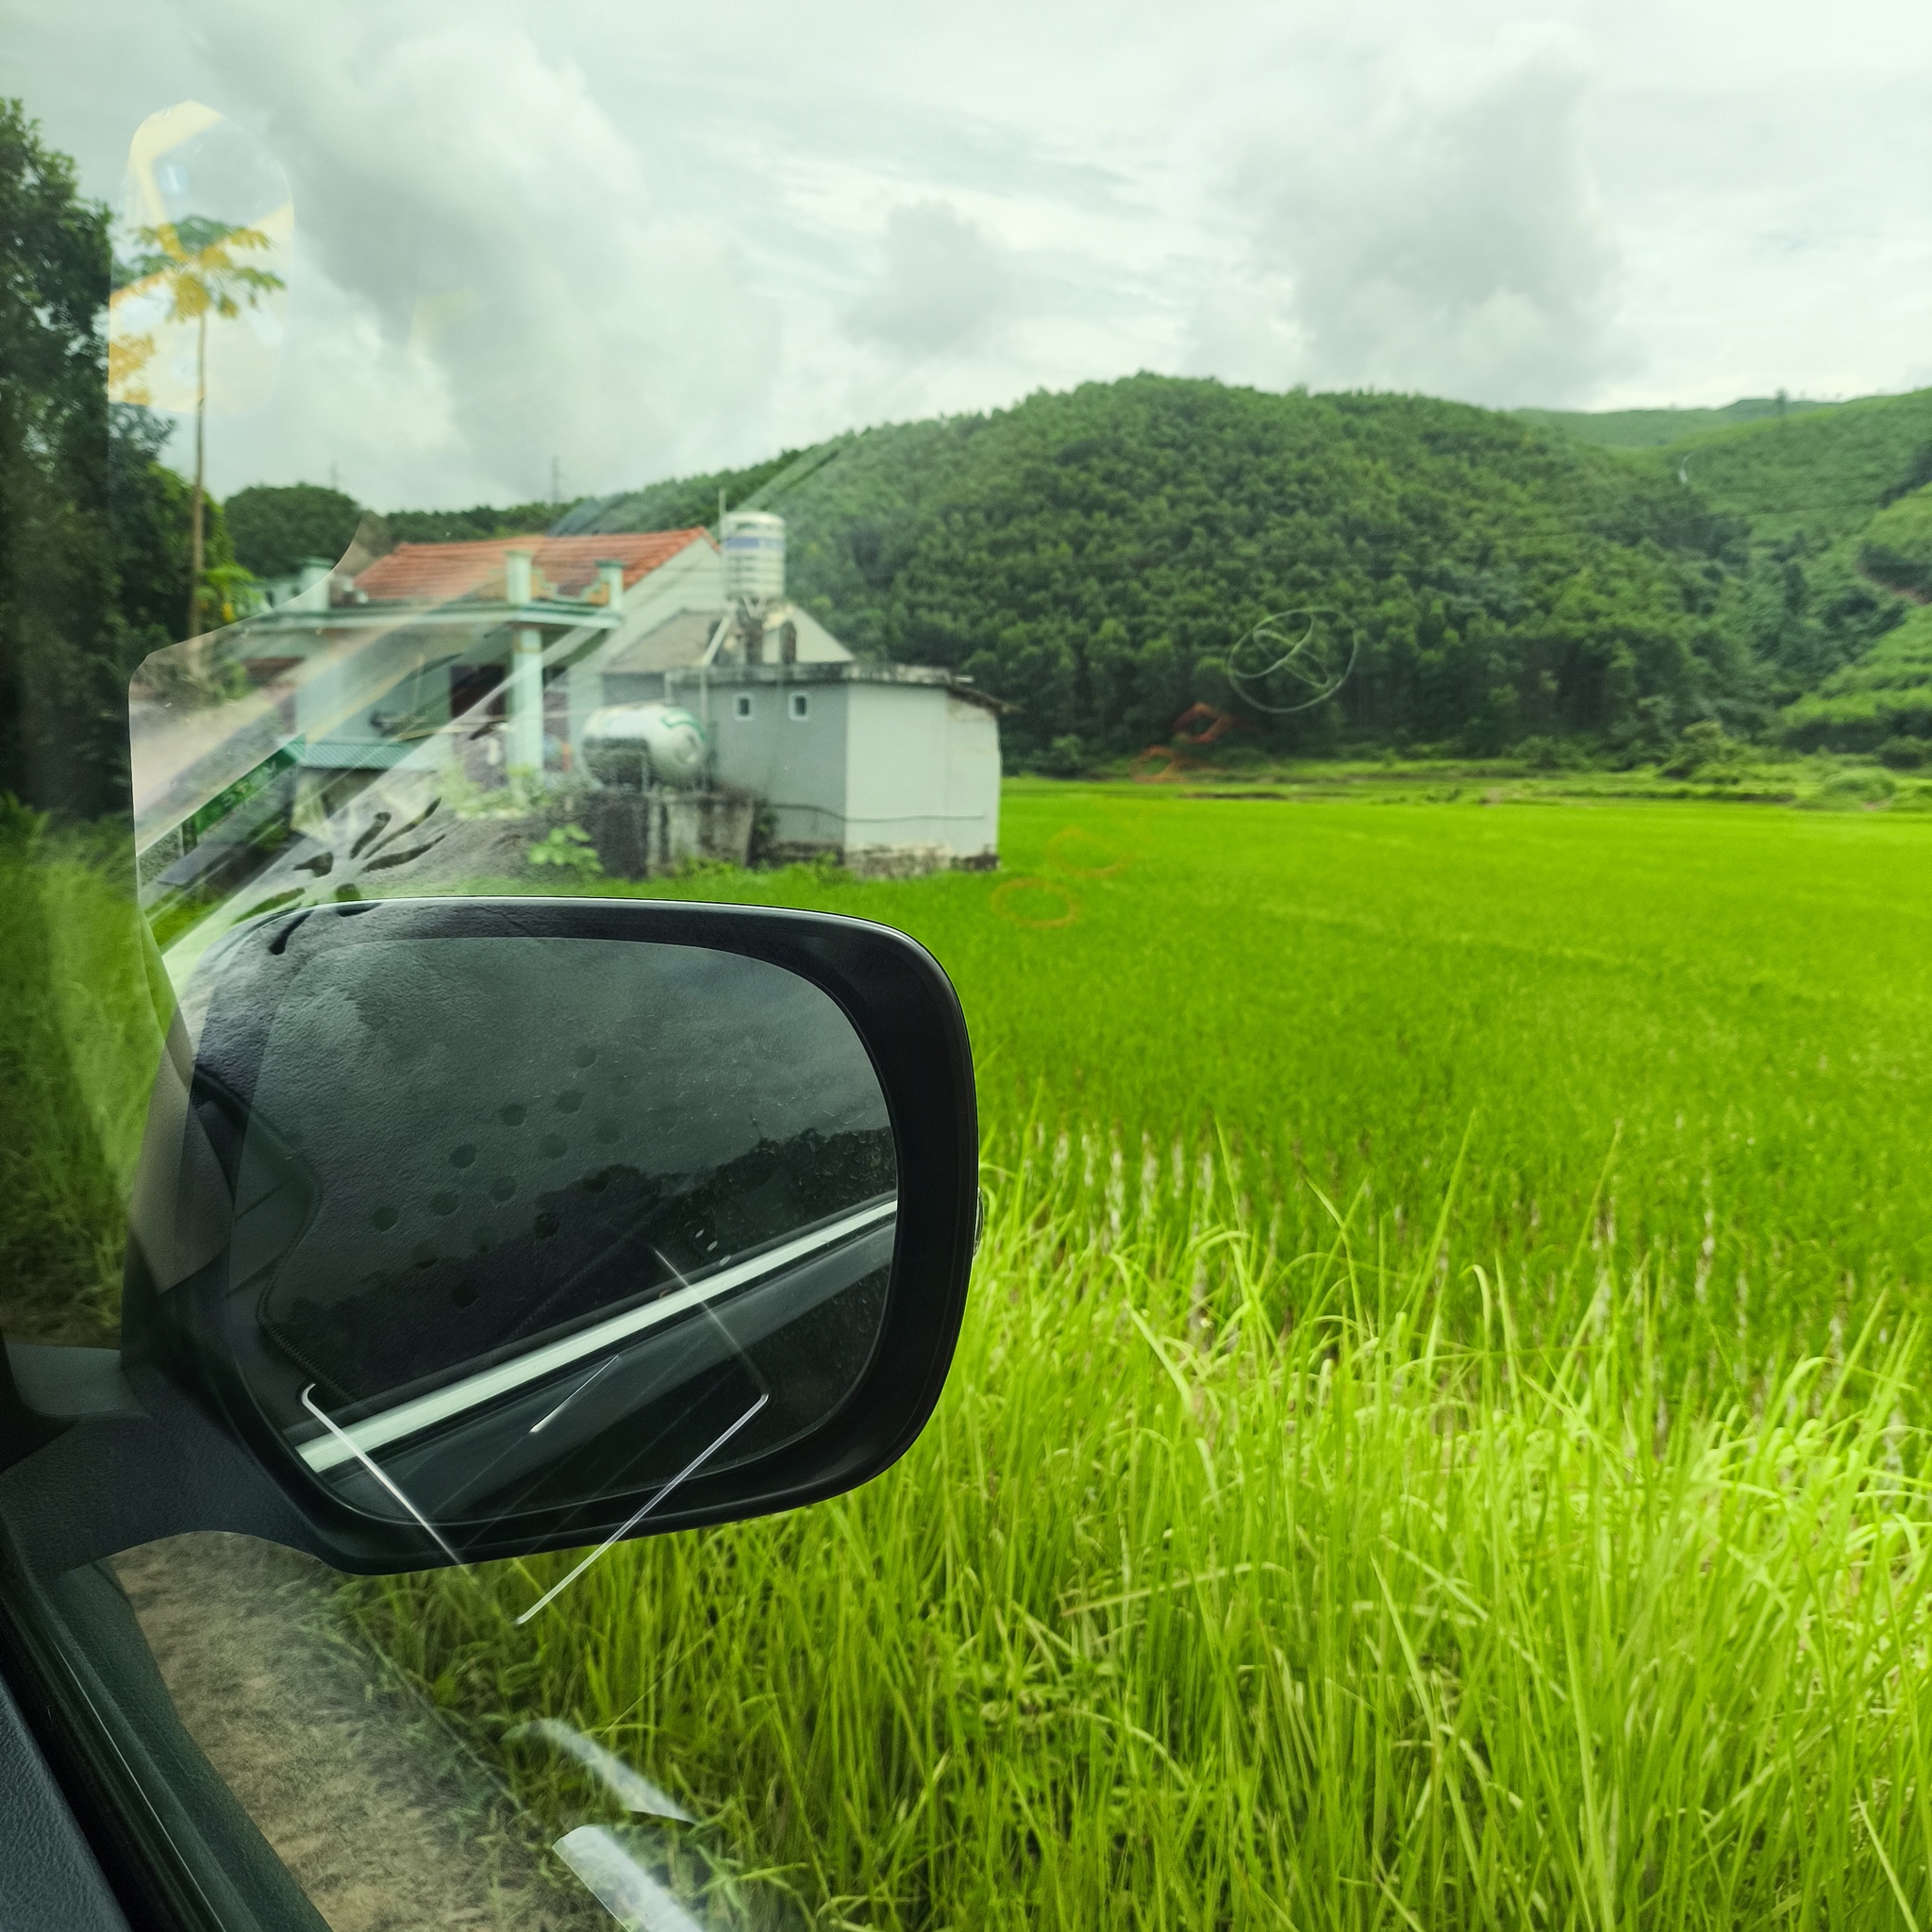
[{"left": 0, "top": 1355, "right": 326, "bottom": 1584}]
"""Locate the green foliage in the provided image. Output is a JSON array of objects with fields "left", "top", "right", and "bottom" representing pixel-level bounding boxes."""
[
  {"left": 1861, "top": 483, "right": 1932, "bottom": 597},
  {"left": 591, "top": 444, "right": 821, "bottom": 535},
  {"left": 224, "top": 482, "right": 364, "bottom": 578},
  {"left": 525, "top": 822, "right": 604, "bottom": 875},
  {"left": 115, "top": 216, "right": 283, "bottom": 335},
  {"left": 375, "top": 378, "right": 1932, "bottom": 764},
  {"left": 1658, "top": 717, "right": 1740, "bottom": 778},
  {"left": 1518, "top": 391, "right": 1837, "bottom": 449},
  {"left": 1040, "top": 733, "right": 1088, "bottom": 777},
  {"left": 0, "top": 818, "right": 155, "bottom": 1341},
  {"left": 0, "top": 99, "right": 117, "bottom": 814},
  {"left": 23, "top": 789, "right": 1932, "bottom": 1916},
  {"left": 1643, "top": 387, "right": 1932, "bottom": 546},
  {"left": 1781, "top": 605, "right": 1932, "bottom": 750},
  {"left": 379, "top": 500, "right": 582, "bottom": 546},
  {"left": 1613, "top": 392, "right": 1932, "bottom": 715},
  {"left": 1814, "top": 765, "right": 1897, "bottom": 804},
  {"left": 367, "top": 1201, "right": 1932, "bottom": 1931},
  {"left": 0, "top": 102, "right": 228, "bottom": 817}
]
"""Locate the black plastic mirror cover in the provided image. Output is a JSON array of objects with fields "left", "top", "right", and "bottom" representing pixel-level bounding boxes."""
[{"left": 116, "top": 896, "right": 977, "bottom": 1574}]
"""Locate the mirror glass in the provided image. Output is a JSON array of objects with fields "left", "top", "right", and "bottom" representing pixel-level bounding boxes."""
[{"left": 199, "top": 933, "right": 895, "bottom": 1556}]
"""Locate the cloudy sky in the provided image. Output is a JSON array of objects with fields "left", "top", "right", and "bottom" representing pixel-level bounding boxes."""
[{"left": 8, "top": 0, "right": 1929, "bottom": 508}]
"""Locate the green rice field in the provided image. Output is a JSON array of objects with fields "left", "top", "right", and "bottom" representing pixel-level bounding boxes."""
[
  {"left": 363, "top": 783, "right": 1932, "bottom": 1931},
  {"left": 13, "top": 782, "right": 1932, "bottom": 1926}
]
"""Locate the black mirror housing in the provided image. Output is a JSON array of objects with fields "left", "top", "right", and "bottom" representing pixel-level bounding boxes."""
[{"left": 14, "top": 898, "right": 975, "bottom": 1579}]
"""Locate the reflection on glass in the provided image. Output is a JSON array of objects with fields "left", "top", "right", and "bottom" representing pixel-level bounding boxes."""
[{"left": 195, "top": 936, "right": 895, "bottom": 1552}]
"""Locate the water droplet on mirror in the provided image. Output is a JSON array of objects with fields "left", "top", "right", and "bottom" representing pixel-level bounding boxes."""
[
  {"left": 450, "top": 1143, "right": 477, "bottom": 1168},
  {"left": 500, "top": 1104, "right": 526, "bottom": 1126},
  {"left": 540, "top": 1134, "right": 567, "bottom": 1159},
  {"left": 431, "top": 1191, "right": 458, "bottom": 1215},
  {"left": 372, "top": 1207, "right": 398, "bottom": 1232},
  {"left": 489, "top": 1177, "right": 516, "bottom": 1203}
]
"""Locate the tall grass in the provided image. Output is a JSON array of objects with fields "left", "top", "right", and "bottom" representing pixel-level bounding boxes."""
[
  {"left": 354, "top": 1136, "right": 1932, "bottom": 1929},
  {"left": 0, "top": 813, "right": 156, "bottom": 1341}
]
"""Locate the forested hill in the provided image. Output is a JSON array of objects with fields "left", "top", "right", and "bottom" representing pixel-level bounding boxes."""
[
  {"left": 594, "top": 375, "right": 1924, "bottom": 762},
  {"left": 292, "top": 375, "right": 1932, "bottom": 766},
  {"left": 783, "top": 379, "right": 1754, "bottom": 760}
]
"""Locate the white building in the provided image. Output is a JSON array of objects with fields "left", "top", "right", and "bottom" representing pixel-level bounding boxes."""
[
  {"left": 667, "top": 661, "right": 1004, "bottom": 874},
  {"left": 142, "top": 510, "right": 1002, "bottom": 912}
]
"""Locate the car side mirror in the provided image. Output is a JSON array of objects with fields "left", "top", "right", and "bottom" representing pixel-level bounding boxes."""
[{"left": 2, "top": 899, "right": 975, "bottom": 1581}]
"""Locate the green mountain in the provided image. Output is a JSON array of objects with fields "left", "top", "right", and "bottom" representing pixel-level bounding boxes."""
[
  {"left": 1634, "top": 389, "right": 1932, "bottom": 545},
  {"left": 565, "top": 377, "right": 1756, "bottom": 760},
  {"left": 353, "top": 375, "right": 1932, "bottom": 764}
]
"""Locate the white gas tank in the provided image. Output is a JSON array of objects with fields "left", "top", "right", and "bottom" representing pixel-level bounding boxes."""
[{"left": 582, "top": 704, "right": 709, "bottom": 789}]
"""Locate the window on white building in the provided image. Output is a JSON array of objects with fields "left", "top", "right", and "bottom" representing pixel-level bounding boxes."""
[
  {"left": 789, "top": 692, "right": 810, "bottom": 721},
  {"left": 734, "top": 694, "right": 754, "bottom": 720}
]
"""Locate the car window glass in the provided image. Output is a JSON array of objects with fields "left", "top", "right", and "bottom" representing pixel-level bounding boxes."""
[{"left": 4, "top": 7, "right": 1932, "bottom": 1929}]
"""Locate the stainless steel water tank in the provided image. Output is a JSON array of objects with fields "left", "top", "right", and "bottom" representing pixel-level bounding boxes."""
[{"left": 721, "top": 510, "right": 785, "bottom": 605}]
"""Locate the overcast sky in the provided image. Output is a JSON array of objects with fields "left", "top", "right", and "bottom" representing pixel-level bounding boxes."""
[{"left": 8, "top": 0, "right": 1929, "bottom": 508}]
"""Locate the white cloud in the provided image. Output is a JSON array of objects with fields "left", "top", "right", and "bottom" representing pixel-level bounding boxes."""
[
  {"left": 165, "top": 0, "right": 782, "bottom": 502},
  {"left": 844, "top": 201, "right": 1015, "bottom": 358},
  {"left": 14, "top": 0, "right": 1930, "bottom": 501},
  {"left": 1198, "top": 26, "right": 1627, "bottom": 405}
]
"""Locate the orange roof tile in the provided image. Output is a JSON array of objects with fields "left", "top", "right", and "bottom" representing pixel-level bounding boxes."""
[{"left": 353, "top": 528, "right": 713, "bottom": 607}]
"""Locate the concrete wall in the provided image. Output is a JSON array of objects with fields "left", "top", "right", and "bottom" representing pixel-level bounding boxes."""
[
  {"left": 841, "top": 683, "right": 1000, "bottom": 864},
  {"left": 699, "top": 675, "right": 999, "bottom": 866},
  {"left": 584, "top": 789, "right": 755, "bottom": 877},
  {"left": 706, "top": 680, "right": 853, "bottom": 848}
]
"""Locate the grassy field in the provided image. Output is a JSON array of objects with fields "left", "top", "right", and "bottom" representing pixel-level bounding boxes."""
[
  {"left": 13, "top": 782, "right": 1932, "bottom": 1925},
  {"left": 349, "top": 783, "right": 1932, "bottom": 1930}
]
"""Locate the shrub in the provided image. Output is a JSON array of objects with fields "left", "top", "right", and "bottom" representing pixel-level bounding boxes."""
[
  {"left": 1861, "top": 484, "right": 1932, "bottom": 597},
  {"left": 1040, "top": 734, "right": 1088, "bottom": 778},
  {"left": 1818, "top": 766, "right": 1896, "bottom": 802},
  {"left": 1659, "top": 720, "right": 1740, "bottom": 779},
  {"left": 526, "top": 824, "right": 604, "bottom": 876}
]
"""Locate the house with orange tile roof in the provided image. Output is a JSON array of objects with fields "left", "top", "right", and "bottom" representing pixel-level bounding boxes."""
[
  {"left": 161, "top": 509, "right": 999, "bottom": 896},
  {"left": 236, "top": 524, "right": 734, "bottom": 819}
]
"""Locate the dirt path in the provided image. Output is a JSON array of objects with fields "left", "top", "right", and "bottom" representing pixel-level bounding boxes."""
[{"left": 114, "top": 1534, "right": 602, "bottom": 1932}]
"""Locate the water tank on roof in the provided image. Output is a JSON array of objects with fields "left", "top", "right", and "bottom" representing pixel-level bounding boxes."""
[
  {"left": 721, "top": 510, "right": 785, "bottom": 605},
  {"left": 582, "top": 704, "right": 709, "bottom": 790}
]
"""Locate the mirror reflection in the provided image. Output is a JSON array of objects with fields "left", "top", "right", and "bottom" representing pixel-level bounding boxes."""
[{"left": 205, "top": 934, "right": 895, "bottom": 1544}]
